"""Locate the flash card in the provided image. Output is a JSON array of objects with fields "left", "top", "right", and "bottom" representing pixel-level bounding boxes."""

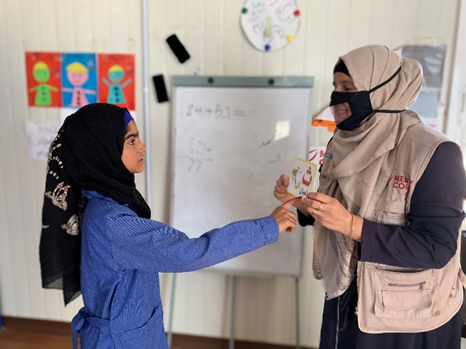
[{"left": 287, "top": 157, "right": 318, "bottom": 199}]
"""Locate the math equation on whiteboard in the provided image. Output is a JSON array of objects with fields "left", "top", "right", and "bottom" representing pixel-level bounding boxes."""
[{"left": 186, "top": 103, "right": 256, "bottom": 119}]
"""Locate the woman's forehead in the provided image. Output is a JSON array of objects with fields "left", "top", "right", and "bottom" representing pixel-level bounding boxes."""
[{"left": 333, "top": 72, "right": 354, "bottom": 84}]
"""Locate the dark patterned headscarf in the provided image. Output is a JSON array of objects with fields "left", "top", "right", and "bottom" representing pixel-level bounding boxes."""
[{"left": 39, "top": 103, "right": 150, "bottom": 305}]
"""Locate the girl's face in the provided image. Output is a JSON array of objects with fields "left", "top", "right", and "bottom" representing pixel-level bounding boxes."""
[
  {"left": 121, "top": 120, "right": 147, "bottom": 173},
  {"left": 332, "top": 72, "right": 358, "bottom": 125}
]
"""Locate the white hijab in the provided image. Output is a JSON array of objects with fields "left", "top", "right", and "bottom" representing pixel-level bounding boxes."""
[{"left": 313, "top": 45, "right": 423, "bottom": 299}]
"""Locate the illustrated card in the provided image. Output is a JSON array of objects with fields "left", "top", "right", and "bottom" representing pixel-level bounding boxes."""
[{"left": 287, "top": 157, "right": 318, "bottom": 199}]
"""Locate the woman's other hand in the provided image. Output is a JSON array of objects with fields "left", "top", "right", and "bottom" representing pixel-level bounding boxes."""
[
  {"left": 274, "top": 174, "right": 311, "bottom": 217},
  {"left": 273, "top": 174, "right": 294, "bottom": 203},
  {"left": 271, "top": 197, "right": 302, "bottom": 233},
  {"left": 302, "top": 192, "right": 363, "bottom": 241}
]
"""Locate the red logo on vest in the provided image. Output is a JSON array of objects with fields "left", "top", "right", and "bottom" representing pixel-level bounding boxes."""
[
  {"left": 390, "top": 175, "right": 414, "bottom": 190},
  {"left": 309, "top": 148, "right": 325, "bottom": 166}
]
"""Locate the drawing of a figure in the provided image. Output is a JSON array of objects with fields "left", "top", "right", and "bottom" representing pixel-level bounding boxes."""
[
  {"left": 291, "top": 166, "right": 301, "bottom": 189},
  {"left": 28, "top": 61, "right": 59, "bottom": 106},
  {"left": 101, "top": 64, "right": 132, "bottom": 104},
  {"left": 302, "top": 167, "right": 313, "bottom": 186},
  {"left": 62, "top": 62, "right": 97, "bottom": 107}
]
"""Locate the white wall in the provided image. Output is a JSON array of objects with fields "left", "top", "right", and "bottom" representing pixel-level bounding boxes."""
[
  {"left": 447, "top": 0, "right": 466, "bottom": 147},
  {"left": 0, "top": 0, "right": 462, "bottom": 347}
]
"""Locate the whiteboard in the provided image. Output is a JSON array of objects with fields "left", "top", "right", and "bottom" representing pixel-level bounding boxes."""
[{"left": 170, "top": 76, "right": 313, "bottom": 277}]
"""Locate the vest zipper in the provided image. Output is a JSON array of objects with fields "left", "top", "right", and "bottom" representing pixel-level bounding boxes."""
[{"left": 387, "top": 281, "right": 425, "bottom": 293}]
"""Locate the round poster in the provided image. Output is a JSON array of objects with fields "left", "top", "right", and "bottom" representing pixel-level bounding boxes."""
[{"left": 240, "top": 0, "right": 300, "bottom": 52}]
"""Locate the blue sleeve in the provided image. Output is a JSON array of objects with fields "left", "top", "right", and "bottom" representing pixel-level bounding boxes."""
[
  {"left": 360, "top": 142, "right": 466, "bottom": 268},
  {"left": 106, "top": 213, "right": 279, "bottom": 272}
]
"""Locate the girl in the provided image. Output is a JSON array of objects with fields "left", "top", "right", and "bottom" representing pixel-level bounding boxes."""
[{"left": 40, "top": 103, "right": 299, "bottom": 348}]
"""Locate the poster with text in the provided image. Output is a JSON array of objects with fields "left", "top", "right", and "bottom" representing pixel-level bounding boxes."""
[
  {"left": 61, "top": 53, "right": 98, "bottom": 108},
  {"left": 25, "top": 52, "right": 62, "bottom": 107},
  {"left": 25, "top": 121, "right": 61, "bottom": 160},
  {"left": 98, "top": 53, "right": 135, "bottom": 110}
]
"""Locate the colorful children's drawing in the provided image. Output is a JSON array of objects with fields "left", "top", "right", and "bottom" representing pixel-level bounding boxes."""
[
  {"left": 61, "top": 53, "right": 97, "bottom": 108},
  {"left": 98, "top": 54, "right": 135, "bottom": 110},
  {"left": 287, "top": 157, "right": 317, "bottom": 199},
  {"left": 25, "top": 52, "right": 62, "bottom": 107}
]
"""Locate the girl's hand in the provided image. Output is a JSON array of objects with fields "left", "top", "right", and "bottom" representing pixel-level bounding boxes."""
[{"left": 271, "top": 197, "right": 302, "bottom": 233}]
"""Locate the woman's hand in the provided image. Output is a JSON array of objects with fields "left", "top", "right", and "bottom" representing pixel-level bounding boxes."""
[
  {"left": 273, "top": 174, "right": 294, "bottom": 203},
  {"left": 273, "top": 174, "right": 310, "bottom": 217},
  {"left": 302, "top": 192, "right": 363, "bottom": 242},
  {"left": 271, "top": 197, "right": 302, "bottom": 233}
]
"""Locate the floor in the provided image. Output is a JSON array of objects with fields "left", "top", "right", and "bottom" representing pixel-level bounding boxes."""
[
  {"left": 0, "top": 317, "right": 309, "bottom": 349},
  {"left": 0, "top": 329, "right": 74, "bottom": 349},
  {"left": 0, "top": 328, "right": 305, "bottom": 349}
]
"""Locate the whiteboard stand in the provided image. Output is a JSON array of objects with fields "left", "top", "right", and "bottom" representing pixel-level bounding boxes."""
[
  {"left": 167, "top": 273, "right": 177, "bottom": 348},
  {"left": 227, "top": 275, "right": 300, "bottom": 349},
  {"left": 295, "top": 277, "right": 300, "bottom": 349},
  {"left": 166, "top": 273, "right": 301, "bottom": 348},
  {"left": 229, "top": 275, "right": 237, "bottom": 349},
  {"left": 168, "top": 75, "right": 313, "bottom": 347}
]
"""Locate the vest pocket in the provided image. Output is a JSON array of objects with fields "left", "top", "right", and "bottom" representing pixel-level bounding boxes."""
[
  {"left": 373, "top": 267, "right": 440, "bottom": 319},
  {"left": 373, "top": 209, "right": 406, "bottom": 226}
]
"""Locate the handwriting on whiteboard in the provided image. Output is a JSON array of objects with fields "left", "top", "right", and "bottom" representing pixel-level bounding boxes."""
[
  {"left": 176, "top": 155, "right": 214, "bottom": 172},
  {"left": 259, "top": 133, "right": 275, "bottom": 148},
  {"left": 189, "top": 137, "right": 211, "bottom": 156},
  {"left": 186, "top": 103, "right": 255, "bottom": 119},
  {"left": 247, "top": 153, "right": 283, "bottom": 179},
  {"left": 175, "top": 137, "right": 214, "bottom": 172}
]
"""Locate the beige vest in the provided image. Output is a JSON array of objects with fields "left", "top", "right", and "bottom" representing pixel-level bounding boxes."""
[{"left": 357, "top": 122, "right": 465, "bottom": 333}]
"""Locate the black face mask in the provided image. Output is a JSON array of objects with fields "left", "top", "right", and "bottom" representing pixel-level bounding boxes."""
[{"left": 330, "top": 66, "right": 403, "bottom": 131}]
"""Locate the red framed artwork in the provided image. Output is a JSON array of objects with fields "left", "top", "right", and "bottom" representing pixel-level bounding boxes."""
[
  {"left": 25, "top": 52, "right": 62, "bottom": 107},
  {"left": 98, "top": 53, "right": 135, "bottom": 110}
]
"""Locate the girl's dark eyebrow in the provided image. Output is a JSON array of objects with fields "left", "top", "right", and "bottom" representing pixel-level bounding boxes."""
[{"left": 124, "top": 132, "right": 139, "bottom": 140}]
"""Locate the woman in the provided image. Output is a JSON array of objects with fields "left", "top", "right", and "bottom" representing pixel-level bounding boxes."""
[
  {"left": 274, "top": 45, "right": 466, "bottom": 349},
  {"left": 39, "top": 103, "right": 300, "bottom": 349}
]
